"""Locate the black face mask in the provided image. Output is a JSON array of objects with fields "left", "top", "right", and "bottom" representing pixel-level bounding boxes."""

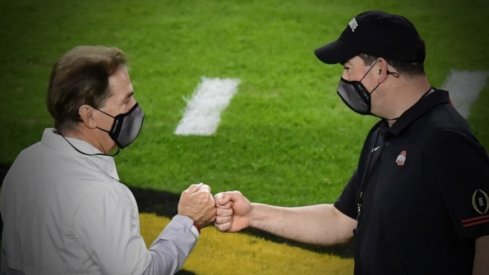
[
  {"left": 336, "top": 61, "right": 380, "bottom": 115},
  {"left": 97, "top": 103, "right": 145, "bottom": 148},
  {"left": 337, "top": 78, "right": 374, "bottom": 115}
]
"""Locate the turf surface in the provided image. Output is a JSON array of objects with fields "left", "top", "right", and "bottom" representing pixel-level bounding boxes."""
[{"left": 1, "top": 0, "right": 488, "bottom": 206}]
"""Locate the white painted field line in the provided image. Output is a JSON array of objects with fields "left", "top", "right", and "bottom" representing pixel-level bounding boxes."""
[
  {"left": 442, "top": 70, "right": 488, "bottom": 118},
  {"left": 175, "top": 77, "right": 240, "bottom": 136}
]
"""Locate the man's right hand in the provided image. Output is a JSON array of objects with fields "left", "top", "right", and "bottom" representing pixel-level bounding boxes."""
[
  {"left": 214, "top": 191, "right": 252, "bottom": 232},
  {"left": 178, "top": 183, "right": 216, "bottom": 229}
]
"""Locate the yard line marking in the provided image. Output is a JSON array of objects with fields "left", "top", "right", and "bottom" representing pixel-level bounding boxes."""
[
  {"left": 442, "top": 70, "right": 488, "bottom": 118},
  {"left": 175, "top": 77, "right": 240, "bottom": 136}
]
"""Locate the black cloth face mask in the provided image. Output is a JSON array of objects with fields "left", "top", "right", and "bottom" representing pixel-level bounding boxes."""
[
  {"left": 336, "top": 60, "right": 380, "bottom": 115},
  {"left": 97, "top": 103, "right": 145, "bottom": 148},
  {"left": 337, "top": 77, "right": 374, "bottom": 115}
]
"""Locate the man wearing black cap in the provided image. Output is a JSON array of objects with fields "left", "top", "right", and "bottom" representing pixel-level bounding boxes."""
[{"left": 213, "top": 10, "right": 489, "bottom": 274}]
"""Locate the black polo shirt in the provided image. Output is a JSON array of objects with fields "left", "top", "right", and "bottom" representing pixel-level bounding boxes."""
[{"left": 335, "top": 89, "right": 489, "bottom": 274}]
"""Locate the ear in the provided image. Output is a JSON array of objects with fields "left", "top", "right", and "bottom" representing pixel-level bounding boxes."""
[
  {"left": 78, "top": 105, "right": 97, "bottom": 129},
  {"left": 376, "top": 58, "right": 389, "bottom": 83}
]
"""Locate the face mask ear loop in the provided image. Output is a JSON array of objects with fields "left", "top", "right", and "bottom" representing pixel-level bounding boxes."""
[
  {"left": 81, "top": 105, "right": 114, "bottom": 135},
  {"left": 369, "top": 81, "right": 383, "bottom": 96},
  {"left": 371, "top": 62, "right": 400, "bottom": 95},
  {"left": 359, "top": 59, "right": 379, "bottom": 82},
  {"left": 387, "top": 71, "right": 400, "bottom": 78},
  {"left": 96, "top": 108, "right": 115, "bottom": 119}
]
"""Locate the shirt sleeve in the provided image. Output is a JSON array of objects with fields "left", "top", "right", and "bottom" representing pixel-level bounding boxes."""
[
  {"left": 143, "top": 215, "right": 198, "bottom": 275},
  {"left": 429, "top": 129, "right": 489, "bottom": 239},
  {"left": 72, "top": 185, "right": 198, "bottom": 275},
  {"left": 334, "top": 170, "right": 360, "bottom": 220}
]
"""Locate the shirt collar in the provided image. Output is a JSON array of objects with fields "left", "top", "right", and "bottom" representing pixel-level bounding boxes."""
[
  {"left": 382, "top": 89, "right": 450, "bottom": 136},
  {"left": 41, "top": 128, "right": 119, "bottom": 180},
  {"left": 42, "top": 128, "right": 103, "bottom": 154}
]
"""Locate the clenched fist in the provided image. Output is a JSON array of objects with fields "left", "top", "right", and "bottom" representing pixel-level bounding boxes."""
[
  {"left": 178, "top": 183, "right": 216, "bottom": 229},
  {"left": 214, "top": 190, "right": 252, "bottom": 232}
]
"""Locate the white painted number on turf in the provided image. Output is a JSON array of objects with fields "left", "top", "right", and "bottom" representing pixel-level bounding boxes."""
[{"left": 175, "top": 77, "right": 240, "bottom": 136}]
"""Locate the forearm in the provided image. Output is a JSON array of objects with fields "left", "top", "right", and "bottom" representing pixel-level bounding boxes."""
[
  {"left": 143, "top": 215, "right": 199, "bottom": 275},
  {"left": 473, "top": 235, "right": 489, "bottom": 275},
  {"left": 248, "top": 203, "right": 356, "bottom": 246}
]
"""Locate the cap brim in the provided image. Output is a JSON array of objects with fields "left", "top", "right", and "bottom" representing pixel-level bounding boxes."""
[{"left": 314, "top": 39, "right": 358, "bottom": 64}]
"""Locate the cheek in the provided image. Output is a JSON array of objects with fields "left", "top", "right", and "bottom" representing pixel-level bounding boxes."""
[
  {"left": 344, "top": 68, "right": 367, "bottom": 82},
  {"left": 369, "top": 89, "right": 386, "bottom": 114},
  {"left": 342, "top": 69, "right": 361, "bottom": 80},
  {"left": 96, "top": 114, "right": 114, "bottom": 130},
  {"left": 363, "top": 74, "right": 380, "bottom": 93}
]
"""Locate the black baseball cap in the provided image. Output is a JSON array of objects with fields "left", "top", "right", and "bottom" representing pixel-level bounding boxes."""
[{"left": 314, "top": 10, "right": 425, "bottom": 64}]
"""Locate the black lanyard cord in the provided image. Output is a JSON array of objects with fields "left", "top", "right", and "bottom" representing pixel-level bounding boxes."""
[{"left": 356, "top": 128, "right": 385, "bottom": 220}]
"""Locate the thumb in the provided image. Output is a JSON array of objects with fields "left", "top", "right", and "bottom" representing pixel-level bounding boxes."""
[
  {"left": 186, "top": 183, "right": 204, "bottom": 194},
  {"left": 214, "top": 192, "right": 230, "bottom": 206},
  {"left": 198, "top": 184, "right": 211, "bottom": 193}
]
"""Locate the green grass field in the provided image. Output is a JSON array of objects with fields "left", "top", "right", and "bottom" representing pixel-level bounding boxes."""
[
  {"left": 1, "top": 0, "right": 488, "bottom": 206},
  {"left": 1, "top": 0, "right": 489, "bottom": 273}
]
